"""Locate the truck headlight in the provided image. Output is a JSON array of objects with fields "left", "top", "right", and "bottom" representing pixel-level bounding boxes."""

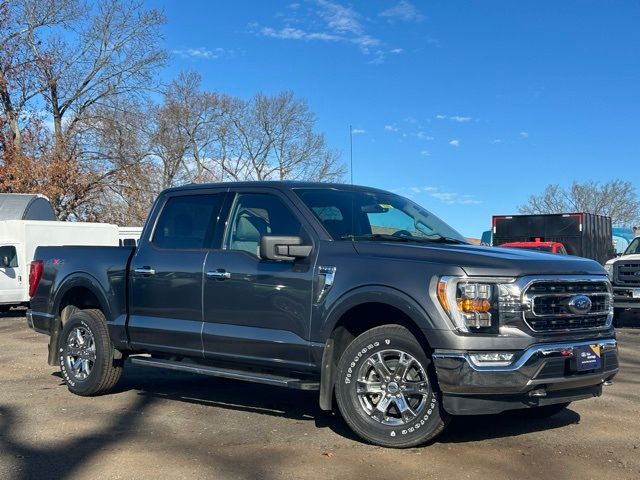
[
  {"left": 437, "top": 276, "right": 516, "bottom": 333},
  {"left": 604, "top": 263, "right": 614, "bottom": 281}
]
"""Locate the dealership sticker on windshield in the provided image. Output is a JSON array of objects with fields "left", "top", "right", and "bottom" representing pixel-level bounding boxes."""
[{"left": 575, "top": 345, "right": 601, "bottom": 371}]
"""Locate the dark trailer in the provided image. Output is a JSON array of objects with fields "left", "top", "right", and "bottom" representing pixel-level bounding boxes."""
[{"left": 492, "top": 213, "right": 614, "bottom": 264}]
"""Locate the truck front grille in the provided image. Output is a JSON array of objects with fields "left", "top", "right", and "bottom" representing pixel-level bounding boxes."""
[
  {"left": 615, "top": 262, "right": 640, "bottom": 286},
  {"left": 523, "top": 281, "right": 612, "bottom": 333},
  {"left": 532, "top": 293, "right": 610, "bottom": 316},
  {"left": 526, "top": 314, "right": 610, "bottom": 332}
]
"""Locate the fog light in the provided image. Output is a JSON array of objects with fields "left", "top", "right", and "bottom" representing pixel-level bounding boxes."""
[{"left": 469, "top": 352, "right": 515, "bottom": 367}]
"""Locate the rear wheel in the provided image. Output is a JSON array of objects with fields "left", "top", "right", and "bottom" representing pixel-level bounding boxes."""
[
  {"left": 59, "top": 309, "right": 122, "bottom": 396},
  {"left": 335, "top": 325, "right": 448, "bottom": 448}
]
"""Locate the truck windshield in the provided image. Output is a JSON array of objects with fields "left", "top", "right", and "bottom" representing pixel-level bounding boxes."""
[
  {"left": 294, "top": 188, "right": 467, "bottom": 244},
  {"left": 625, "top": 238, "right": 640, "bottom": 255}
]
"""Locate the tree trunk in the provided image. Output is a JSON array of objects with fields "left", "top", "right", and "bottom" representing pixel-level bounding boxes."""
[{"left": 0, "top": 70, "right": 22, "bottom": 152}]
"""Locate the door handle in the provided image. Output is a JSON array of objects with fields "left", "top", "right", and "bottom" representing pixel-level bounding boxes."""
[
  {"left": 134, "top": 267, "right": 156, "bottom": 275},
  {"left": 207, "top": 270, "right": 231, "bottom": 279}
]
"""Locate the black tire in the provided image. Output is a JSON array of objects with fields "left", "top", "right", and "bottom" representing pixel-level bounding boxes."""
[
  {"left": 335, "top": 325, "right": 448, "bottom": 448},
  {"left": 613, "top": 309, "right": 624, "bottom": 328},
  {"left": 59, "top": 309, "right": 122, "bottom": 396},
  {"left": 522, "top": 402, "right": 571, "bottom": 419}
]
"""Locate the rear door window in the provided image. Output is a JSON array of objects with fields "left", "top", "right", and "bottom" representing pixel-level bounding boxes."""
[{"left": 152, "top": 195, "right": 223, "bottom": 250}]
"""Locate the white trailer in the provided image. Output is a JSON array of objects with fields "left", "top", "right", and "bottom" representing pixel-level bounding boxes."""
[
  {"left": 118, "top": 226, "right": 143, "bottom": 247},
  {"left": 0, "top": 220, "right": 119, "bottom": 310}
]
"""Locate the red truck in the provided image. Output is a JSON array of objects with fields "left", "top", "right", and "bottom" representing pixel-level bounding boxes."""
[
  {"left": 492, "top": 213, "right": 614, "bottom": 264},
  {"left": 500, "top": 239, "right": 568, "bottom": 254}
]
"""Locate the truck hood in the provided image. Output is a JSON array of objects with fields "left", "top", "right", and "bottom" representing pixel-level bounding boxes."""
[
  {"left": 606, "top": 254, "right": 640, "bottom": 266},
  {"left": 352, "top": 242, "right": 606, "bottom": 277}
]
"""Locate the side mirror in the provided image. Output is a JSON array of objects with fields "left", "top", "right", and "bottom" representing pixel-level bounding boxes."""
[
  {"left": 260, "top": 236, "right": 312, "bottom": 261},
  {"left": 1, "top": 256, "right": 10, "bottom": 268}
]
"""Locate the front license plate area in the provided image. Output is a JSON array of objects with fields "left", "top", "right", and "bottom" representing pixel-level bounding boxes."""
[{"left": 574, "top": 345, "right": 601, "bottom": 371}]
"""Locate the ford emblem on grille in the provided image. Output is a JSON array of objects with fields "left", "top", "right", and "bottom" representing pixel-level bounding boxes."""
[
  {"left": 635, "top": 271, "right": 640, "bottom": 277},
  {"left": 567, "top": 295, "right": 593, "bottom": 315}
]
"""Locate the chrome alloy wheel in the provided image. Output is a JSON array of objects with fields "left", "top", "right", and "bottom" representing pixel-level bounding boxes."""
[
  {"left": 64, "top": 326, "right": 97, "bottom": 380},
  {"left": 356, "top": 349, "right": 430, "bottom": 426}
]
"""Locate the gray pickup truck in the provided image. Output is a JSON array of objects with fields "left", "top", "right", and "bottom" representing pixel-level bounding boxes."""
[{"left": 27, "top": 182, "right": 618, "bottom": 448}]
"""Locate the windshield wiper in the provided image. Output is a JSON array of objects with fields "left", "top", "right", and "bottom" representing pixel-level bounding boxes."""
[
  {"left": 341, "top": 233, "right": 467, "bottom": 245},
  {"left": 419, "top": 234, "right": 468, "bottom": 244},
  {"left": 340, "top": 234, "right": 411, "bottom": 242}
]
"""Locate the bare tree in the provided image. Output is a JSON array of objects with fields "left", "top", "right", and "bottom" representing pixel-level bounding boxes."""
[
  {"left": 148, "top": 78, "right": 345, "bottom": 188},
  {"left": 24, "top": 0, "right": 165, "bottom": 151},
  {"left": 519, "top": 179, "right": 640, "bottom": 225},
  {"left": 226, "top": 91, "right": 344, "bottom": 182},
  {"left": 77, "top": 98, "right": 158, "bottom": 224},
  {"left": 0, "top": 0, "right": 79, "bottom": 151},
  {"left": 1, "top": 0, "right": 165, "bottom": 219}
]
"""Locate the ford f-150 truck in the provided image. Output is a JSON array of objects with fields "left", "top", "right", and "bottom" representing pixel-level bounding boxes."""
[{"left": 27, "top": 182, "right": 618, "bottom": 448}]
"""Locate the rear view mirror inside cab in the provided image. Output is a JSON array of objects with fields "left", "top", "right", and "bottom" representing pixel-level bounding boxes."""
[{"left": 361, "top": 204, "right": 389, "bottom": 214}]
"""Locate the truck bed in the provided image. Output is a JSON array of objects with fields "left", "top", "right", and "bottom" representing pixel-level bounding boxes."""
[{"left": 29, "top": 245, "right": 135, "bottom": 331}]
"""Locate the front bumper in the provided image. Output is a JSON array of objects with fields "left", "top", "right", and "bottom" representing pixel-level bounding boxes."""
[
  {"left": 612, "top": 286, "right": 640, "bottom": 310},
  {"left": 433, "top": 338, "right": 618, "bottom": 415}
]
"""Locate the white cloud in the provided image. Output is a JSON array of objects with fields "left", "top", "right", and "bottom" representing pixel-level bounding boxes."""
[
  {"left": 416, "top": 132, "right": 434, "bottom": 140},
  {"left": 396, "top": 186, "right": 481, "bottom": 205},
  {"left": 260, "top": 27, "right": 340, "bottom": 42},
  {"left": 436, "top": 114, "right": 472, "bottom": 122},
  {"left": 449, "top": 139, "right": 460, "bottom": 147},
  {"left": 520, "top": 131, "right": 529, "bottom": 138},
  {"left": 398, "top": 186, "right": 437, "bottom": 196},
  {"left": 317, "top": 0, "right": 363, "bottom": 35},
  {"left": 431, "top": 191, "right": 480, "bottom": 205},
  {"left": 171, "top": 47, "right": 230, "bottom": 60},
  {"left": 491, "top": 139, "right": 503, "bottom": 144},
  {"left": 384, "top": 125, "right": 399, "bottom": 132},
  {"left": 252, "top": 0, "right": 396, "bottom": 63},
  {"left": 352, "top": 128, "right": 366, "bottom": 134},
  {"left": 380, "top": 1, "right": 425, "bottom": 23},
  {"left": 420, "top": 150, "right": 431, "bottom": 157}
]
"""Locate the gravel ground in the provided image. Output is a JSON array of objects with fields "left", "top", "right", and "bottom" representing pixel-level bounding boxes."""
[{"left": 1, "top": 310, "right": 639, "bottom": 480}]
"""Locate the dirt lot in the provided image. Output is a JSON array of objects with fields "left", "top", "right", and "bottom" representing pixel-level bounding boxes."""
[{"left": 1, "top": 311, "right": 639, "bottom": 480}]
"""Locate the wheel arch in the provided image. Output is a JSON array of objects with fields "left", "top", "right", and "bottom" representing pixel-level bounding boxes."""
[
  {"left": 47, "top": 273, "right": 112, "bottom": 366},
  {"left": 318, "top": 286, "right": 437, "bottom": 411}
]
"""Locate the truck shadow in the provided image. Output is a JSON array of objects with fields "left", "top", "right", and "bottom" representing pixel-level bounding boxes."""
[
  {"left": 439, "top": 408, "right": 580, "bottom": 444},
  {"left": 116, "top": 364, "right": 581, "bottom": 445},
  {"left": 615, "top": 312, "right": 640, "bottom": 328},
  {"left": 0, "top": 395, "right": 155, "bottom": 480},
  {"left": 0, "top": 308, "right": 28, "bottom": 319}
]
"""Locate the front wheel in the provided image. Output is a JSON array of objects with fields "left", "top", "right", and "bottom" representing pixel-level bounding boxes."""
[
  {"left": 335, "top": 325, "right": 448, "bottom": 448},
  {"left": 59, "top": 309, "right": 122, "bottom": 396}
]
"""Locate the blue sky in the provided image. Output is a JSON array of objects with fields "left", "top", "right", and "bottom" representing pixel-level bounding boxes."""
[{"left": 145, "top": 0, "right": 640, "bottom": 238}]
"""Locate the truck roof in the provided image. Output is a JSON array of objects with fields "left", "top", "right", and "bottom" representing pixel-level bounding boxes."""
[{"left": 162, "top": 181, "right": 390, "bottom": 194}]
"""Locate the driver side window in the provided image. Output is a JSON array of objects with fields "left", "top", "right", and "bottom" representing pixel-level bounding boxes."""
[
  {"left": 225, "top": 193, "right": 303, "bottom": 257},
  {"left": 0, "top": 246, "right": 18, "bottom": 268}
]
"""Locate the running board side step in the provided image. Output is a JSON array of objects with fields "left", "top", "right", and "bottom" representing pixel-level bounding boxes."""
[{"left": 127, "top": 356, "right": 320, "bottom": 391}]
